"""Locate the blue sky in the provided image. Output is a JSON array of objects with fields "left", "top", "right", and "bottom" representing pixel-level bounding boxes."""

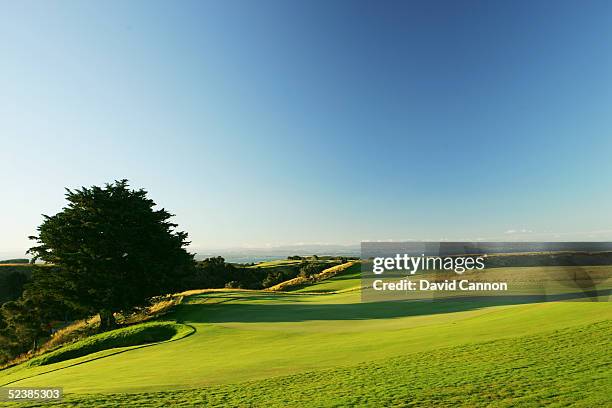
[{"left": 1, "top": 0, "right": 612, "bottom": 255}]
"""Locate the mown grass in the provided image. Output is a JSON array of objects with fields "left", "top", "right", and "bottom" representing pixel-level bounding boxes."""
[
  {"left": 0, "top": 265, "right": 610, "bottom": 407},
  {"left": 17, "top": 321, "right": 612, "bottom": 407},
  {"left": 267, "top": 261, "right": 358, "bottom": 292},
  {"left": 27, "top": 322, "right": 193, "bottom": 367},
  {"left": 1, "top": 294, "right": 185, "bottom": 370},
  {"left": 248, "top": 259, "right": 339, "bottom": 269},
  {"left": 247, "top": 260, "right": 303, "bottom": 268},
  {"left": 292, "top": 263, "right": 362, "bottom": 293}
]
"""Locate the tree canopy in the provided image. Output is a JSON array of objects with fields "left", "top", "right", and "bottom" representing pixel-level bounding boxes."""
[{"left": 27, "top": 180, "right": 194, "bottom": 330}]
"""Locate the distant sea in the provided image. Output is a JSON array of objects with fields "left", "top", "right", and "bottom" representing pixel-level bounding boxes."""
[
  {"left": 7, "top": 242, "right": 612, "bottom": 265},
  {"left": 1, "top": 246, "right": 361, "bottom": 265}
]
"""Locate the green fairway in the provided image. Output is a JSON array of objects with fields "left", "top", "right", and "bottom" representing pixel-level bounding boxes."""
[
  {"left": 292, "top": 265, "right": 362, "bottom": 293},
  {"left": 0, "top": 266, "right": 610, "bottom": 406},
  {"left": 247, "top": 259, "right": 338, "bottom": 268},
  {"left": 28, "top": 320, "right": 612, "bottom": 407},
  {"left": 246, "top": 259, "right": 304, "bottom": 268}
]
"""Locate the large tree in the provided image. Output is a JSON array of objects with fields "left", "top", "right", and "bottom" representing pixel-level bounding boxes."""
[{"left": 27, "top": 180, "right": 194, "bottom": 330}]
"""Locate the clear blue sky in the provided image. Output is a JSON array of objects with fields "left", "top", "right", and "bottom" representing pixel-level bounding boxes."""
[{"left": 1, "top": 0, "right": 612, "bottom": 255}]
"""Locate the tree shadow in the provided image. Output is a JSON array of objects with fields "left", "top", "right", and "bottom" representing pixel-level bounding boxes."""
[
  {"left": 173, "top": 289, "right": 611, "bottom": 324},
  {"left": 317, "top": 274, "right": 360, "bottom": 281},
  {"left": 187, "top": 291, "right": 315, "bottom": 304}
]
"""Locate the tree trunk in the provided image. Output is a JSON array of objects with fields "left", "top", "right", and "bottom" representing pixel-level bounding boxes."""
[{"left": 98, "top": 310, "right": 117, "bottom": 332}]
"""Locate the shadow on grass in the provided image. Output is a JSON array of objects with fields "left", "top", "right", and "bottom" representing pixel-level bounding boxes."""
[
  {"left": 317, "top": 274, "right": 361, "bottom": 281},
  {"left": 174, "top": 289, "right": 611, "bottom": 324},
  {"left": 0, "top": 324, "right": 197, "bottom": 387},
  {"left": 187, "top": 291, "right": 315, "bottom": 304}
]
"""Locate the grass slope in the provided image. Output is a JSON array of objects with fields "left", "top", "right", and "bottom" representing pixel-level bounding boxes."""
[
  {"left": 28, "top": 321, "right": 612, "bottom": 407},
  {"left": 246, "top": 260, "right": 304, "bottom": 268},
  {"left": 292, "top": 262, "right": 361, "bottom": 293},
  {"left": 27, "top": 322, "right": 193, "bottom": 367},
  {"left": 267, "top": 261, "right": 359, "bottom": 292},
  {"left": 0, "top": 265, "right": 610, "bottom": 406}
]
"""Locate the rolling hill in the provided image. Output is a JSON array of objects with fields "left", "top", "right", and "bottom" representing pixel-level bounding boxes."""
[{"left": 1, "top": 264, "right": 610, "bottom": 406}]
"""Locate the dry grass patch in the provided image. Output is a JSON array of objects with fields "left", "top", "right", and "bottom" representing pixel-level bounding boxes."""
[
  {"left": 0, "top": 294, "right": 187, "bottom": 370},
  {"left": 266, "top": 261, "right": 358, "bottom": 292}
]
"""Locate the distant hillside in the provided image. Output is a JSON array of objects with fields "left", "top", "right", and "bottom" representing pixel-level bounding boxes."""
[
  {"left": 0, "top": 258, "right": 29, "bottom": 264},
  {"left": 482, "top": 251, "right": 612, "bottom": 268},
  {"left": 195, "top": 244, "right": 359, "bottom": 263}
]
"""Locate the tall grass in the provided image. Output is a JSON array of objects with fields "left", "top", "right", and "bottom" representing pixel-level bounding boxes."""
[{"left": 0, "top": 294, "right": 186, "bottom": 370}]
